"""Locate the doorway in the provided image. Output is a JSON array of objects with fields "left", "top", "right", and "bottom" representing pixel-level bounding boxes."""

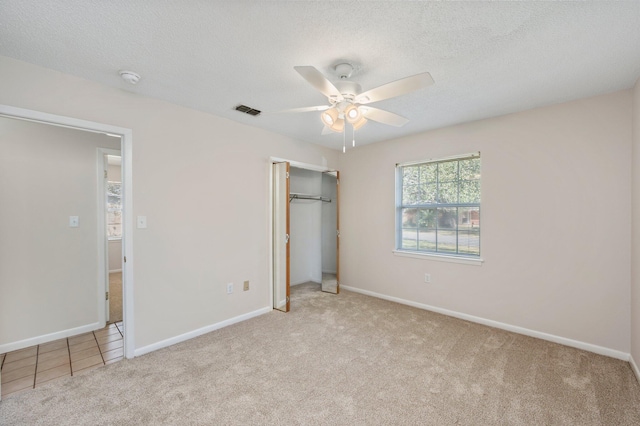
[
  {"left": 271, "top": 160, "right": 340, "bottom": 312},
  {"left": 104, "top": 153, "right": 124, "bottom": 324},
  {"left": 0, "top": 104, "right": 134, "bottom": 361}
]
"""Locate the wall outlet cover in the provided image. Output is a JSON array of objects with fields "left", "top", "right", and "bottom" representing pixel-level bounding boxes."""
[
  {"left": 243, "top": 280, "right": 249, "bottom": 291},
  {"left": 227, "top": 283, "right": 233, "bottom": 294}
]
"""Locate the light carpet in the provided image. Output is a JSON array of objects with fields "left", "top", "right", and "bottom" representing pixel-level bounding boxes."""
[{"left": 1, "top": 283, "right": 639, "bottom": 425}]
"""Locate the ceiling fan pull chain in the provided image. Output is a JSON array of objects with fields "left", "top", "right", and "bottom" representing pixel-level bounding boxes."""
[
  {"left": 352, "top": 125, "right": 356, "bottom": 147},
  {"left": 342, "top": 127, "right": 346, "bottom": 153}
]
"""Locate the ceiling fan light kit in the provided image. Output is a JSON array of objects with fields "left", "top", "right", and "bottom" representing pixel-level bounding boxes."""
[{"left": 288, "top": 62, "right": 434, "bottom": 152}]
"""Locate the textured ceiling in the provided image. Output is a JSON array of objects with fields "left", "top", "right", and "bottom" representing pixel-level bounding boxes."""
[{"left": 1, "top": 1, "right": 639, "bottom": 150}]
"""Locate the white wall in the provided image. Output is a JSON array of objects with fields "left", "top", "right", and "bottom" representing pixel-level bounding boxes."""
[
  {"left": 321, "top": 173, "right": 337, "bottom": 274},
  {"left": 289, "top": 167, "right": 322, "bottom": 285},
  {"left": 0, "top": 116, "right": 120, "bottom": 348},
  {"left": 0, "top": 55, "right": 339, "bottom": 350},
  {"left": 632, "top": 78, "right": 640, "bottom": 369},
  {"left": 338, "top": 90, "right": 632, "bottom": 354}
]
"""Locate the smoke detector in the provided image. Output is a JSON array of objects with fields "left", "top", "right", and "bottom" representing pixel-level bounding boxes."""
[{"left": 119, "top": 70, "right": 141, "bottom": 85}]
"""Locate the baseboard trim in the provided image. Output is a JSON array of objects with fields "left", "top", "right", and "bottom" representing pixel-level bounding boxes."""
[
  {"left": 341, "top": 285, "right": 630, "bottom": 361},
  {"left": 134, "top": 306, "right": 272, "bottom": 357},
  {"left": 109, "top": 269, "right": 122, "bottom": 273},
  {"left": 630, "top": 355, "right": 640, "bottom": 383},
  {"left": 0, "top": 322, "right": 103, "bottom": 354}
]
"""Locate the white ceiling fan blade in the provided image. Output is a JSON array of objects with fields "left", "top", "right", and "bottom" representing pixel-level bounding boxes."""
[
  {"left": 361, "top": 107, "right": 409, "bottom": 127},
  {"left": 294, "top": 66, "right": 344, "bottom": 101},
  {"left": 321, "top": 126, "right": 333, "bottom": 135},
  {"left": 273, "top": 105, "right": 330, "bottom": 113},
  {"left": 355, "top": 72, "right": 434, "bottom": 105}
]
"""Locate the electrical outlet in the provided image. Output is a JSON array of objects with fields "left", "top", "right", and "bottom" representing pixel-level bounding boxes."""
[
  {"left": 227, "top": 283, "right": 233, "bottom": 294},
  {"left": 424, "top": 273, "right": 431, "bottom": 283},
  {"left": 243, "top": 280, "right": 249, "bottom": 291}
]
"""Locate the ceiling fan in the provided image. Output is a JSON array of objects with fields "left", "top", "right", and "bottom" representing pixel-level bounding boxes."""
[{"left": 284, "top": 63, "right": 434, "bottom": 150}]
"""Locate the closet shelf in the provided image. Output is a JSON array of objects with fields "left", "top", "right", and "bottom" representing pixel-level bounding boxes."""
[{"left": 289, "top": 193, "right": 332, "bottom": 203}]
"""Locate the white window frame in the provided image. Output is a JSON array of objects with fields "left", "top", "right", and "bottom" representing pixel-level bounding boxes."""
[{"left": 394, "top": 152, "right": 483, "bottom": 264}]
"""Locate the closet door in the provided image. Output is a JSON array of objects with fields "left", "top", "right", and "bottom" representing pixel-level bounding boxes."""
[
  {"left": 321, "top": 171, "right": 339, "bottom": 294},
  {"left": 273, "top": 162, "right": 290, "bottom": 312}
]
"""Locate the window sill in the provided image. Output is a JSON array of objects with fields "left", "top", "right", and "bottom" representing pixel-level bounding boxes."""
[
  {"left": 392, "top": 250, "right": 483, "bottom": 266},
  {"left": 108, "top": 237, "right": 122, "bottom": 242}
]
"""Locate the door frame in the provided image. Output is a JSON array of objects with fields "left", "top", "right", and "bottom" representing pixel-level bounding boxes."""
[
  {"left": 268, "top": 157, "right": 338, "bottom": 309},
  {"left": 0, "top": 104, "right": 135, "bottom": 359}
]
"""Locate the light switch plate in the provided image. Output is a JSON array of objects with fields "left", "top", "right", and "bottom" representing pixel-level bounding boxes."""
[
  {"left": 137, "top": 216, "right": 147, "bottom": 229},
  {"left": 69, "top": 216, "right": 79, "bottom": 227}
]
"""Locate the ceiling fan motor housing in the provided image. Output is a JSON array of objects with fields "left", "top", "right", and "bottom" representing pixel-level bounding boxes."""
[{"left": 332, "top": 81, "right": 362, "bottom": 104}]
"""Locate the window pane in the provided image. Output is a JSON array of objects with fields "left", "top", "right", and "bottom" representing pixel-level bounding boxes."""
[
  {"left": 107, "top": 182, "right": 121, "bottom": 196},
  {"left": 401, "top": 208, "right": 418, "bottom": 249},
  {"left": 459, "top": 180, "right": 480, "bottom": 203},
  {"left": 438, "top": 161, "right": 458, "bottom": 182},
  {"left": 108, "top": 195, "right": 122, "bottom": 209},
  {"left": 418, "top": 208, "right": 436, "bottom": 229},
  {"left": 458, "top": 229, "right": 480, "bottom": 255},
  {"left": 419, "top": 163, "right": 437, "bottom": 184},
  {"left": 107, "top": 224, "right": 122, "bottom": 239},
  {"left": 459, "top": 158, "right": 481, "bottom": 180},
  {"left": 417, "top": 184, "right": 437, "bottom": 204},
  {"left": 403, "top": 166, "right": 420, "bottom": 186},
  {"left": 437, "top": 207, "right": 457, "bottom": 230},
  {"left": 107, "top": 210, "right": 122, "bottom": 224},
  {"left": 418, "top": 229, "right": 436, "bottom": 251},
  {"left": 458, "top": 207, "right": 479, "bottom": 230},
  {"left": 402, "top": 208, "right": 418, "bottom": 227},
  {"left": 402, "top": 184, "right": 419, "bottom": 205},
  {"left": 401, "top": 228, "right": 418, "bottom": 250},
  {"left": 436, "top": 230, "right": 457, "bottom": 253},
  {"left": 438, "top": 181, "right": 458, "bottom": 204}
]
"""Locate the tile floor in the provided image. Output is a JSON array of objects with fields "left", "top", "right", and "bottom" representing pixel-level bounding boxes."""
[{"left": 1, "top": 322, "right": 124, "bottom": 398}]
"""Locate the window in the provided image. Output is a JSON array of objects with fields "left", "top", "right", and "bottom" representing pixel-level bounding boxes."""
[
  {"left": 107, "top": 181, "right": 122, "bottom": 239},
  {"left": 396, "top": 153, "right": 480, "bottom": 257}
]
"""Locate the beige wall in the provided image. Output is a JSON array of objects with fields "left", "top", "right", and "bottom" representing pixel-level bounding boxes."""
[
  {"left": 0, "top": 56, "right": 339, "bottom": 349},
  {"left": 632, "top": 78, "right": 640, "bottom": 365},
  {"left": 0, "top": 116, "right": 119, "bottom": 347},
  {"left": 338, "top": 90, "right": 633, "bottom": 353}
]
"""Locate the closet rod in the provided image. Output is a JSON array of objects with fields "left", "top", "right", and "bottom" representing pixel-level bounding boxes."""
[{"left": 289, "top": 193, "right": 331, "bottom": 203}]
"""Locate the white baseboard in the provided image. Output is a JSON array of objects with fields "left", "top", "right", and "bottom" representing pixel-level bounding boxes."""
[
  {"left": 134, "top": 306, "right": 272, "bottom": 357},
  {"left": 109, "top": 269, "right": 122, "bottom": 273},
  {"left": 630, "top": 355, "right": 640, "bottom": 383},
  {"left": 0, "top": 322, "right": 103, "bottom": 354},
  {"left": 341, "top": 285, "right": 630, "bottom": 361}
]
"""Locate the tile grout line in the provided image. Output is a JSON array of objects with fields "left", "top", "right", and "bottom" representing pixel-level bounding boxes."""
[
  {"left": 115, "top": 321, "right": 124, "bottom": 338},
  {"left": 93, "top": 331, "right": 106, "bottom": 365},
  {"left": 32, "top": 345, "right": 40, "bottom": 389},
  {"left": 67, "top": 338, "right": 73, "bottom": 376}
]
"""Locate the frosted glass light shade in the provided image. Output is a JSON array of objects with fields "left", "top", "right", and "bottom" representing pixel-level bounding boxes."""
[
  {"left": 352, "top": 116, "right": 367, "bottom": 130},
  {"left": 321, "top": 107, "right": 339, "bottom": 127},
  {"left": 344, "top": 104, "right": 362, "bottom": 124}
]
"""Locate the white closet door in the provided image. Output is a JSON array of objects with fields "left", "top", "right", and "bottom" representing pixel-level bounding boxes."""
[{"left": 273, "top": 162, "right": 290, "bottom": 312}]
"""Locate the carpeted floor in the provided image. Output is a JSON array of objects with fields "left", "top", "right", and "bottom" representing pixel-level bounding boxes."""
[
  {"left": 1, "top": 283, "right": 639, "bottom": 425},
  {"left": 109, "top": 272, "right": 122, "bottom": 323}
]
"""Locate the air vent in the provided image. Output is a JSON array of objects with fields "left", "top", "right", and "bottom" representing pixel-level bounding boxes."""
[{"left": 235, "top": 105, "right": 261, "bottom": 116}]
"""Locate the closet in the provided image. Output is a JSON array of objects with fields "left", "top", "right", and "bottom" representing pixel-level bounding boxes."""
[{"left": 272, "top": 163, "right": 339, "bottom": 312}]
